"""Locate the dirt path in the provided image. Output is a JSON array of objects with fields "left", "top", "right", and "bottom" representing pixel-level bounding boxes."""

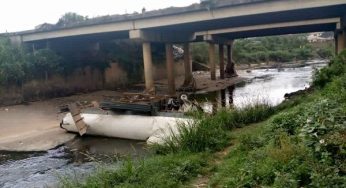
[{"left": 190, "top": 123, "right": 264, "bottom": 188}]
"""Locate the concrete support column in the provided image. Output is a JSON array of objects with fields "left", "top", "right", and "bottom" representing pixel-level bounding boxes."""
[
  {"left": 219, "top": 44, "right": 225, "bottom": 79},
  {"left": 225, "top": 42, "right": 237, "bottom": 77},
  {"left": 142, "top": 42, "right": 155, "bottom": 94},
  {"left": 335, "top": 30, "right": 345, "bottom": 54},
  {"left": 208, "top": 43, "right": 216, "bottom": 80},
  {"left": 226, "top": 44, "right": 231, "bottom": 67},
  {"left": 165, "top": 44, "right": 176, "bottom": 95},
  {"left": 183, "top": 43, "right": 193, "bottom": 86}
]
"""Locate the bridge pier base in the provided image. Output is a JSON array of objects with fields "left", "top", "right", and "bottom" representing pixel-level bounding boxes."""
[
  {"left": 219, "top": 44, "right": 225, "bottom": 79},
  {"left": 208, "top": 43, "right": 216, "bottom": 80},
  {"left": 165, "top": 44, "right": 176, "bottom": 96},
  {"left": 335, "top": 30, "right": 345, "bottom": 54},
  {"left": 142, "top": 42, "right": 155, "bottom": 94},
  {"left": 225, "top": 42, "right": 237, "bottom": 78}
]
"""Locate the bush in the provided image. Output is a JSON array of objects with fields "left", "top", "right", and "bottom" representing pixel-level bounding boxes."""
[
  {"left": 316, "top": 47, "right": 334, "bottom": 59},
  {"left": 270, "top": 110, "right": 303, "bottom": 135},
  {"left": 0, "top": 37, "right": 26, "bottom": 85},
  {"left": 313, "top": 50, "right": 346, "bottom": 88}
]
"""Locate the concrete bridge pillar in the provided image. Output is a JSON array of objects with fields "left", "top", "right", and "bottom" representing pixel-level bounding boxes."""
[
  {"left": 219, "top": 44, "right": 225, "bottom": 79},
  {"left": 208, "top": 43, "right": 216, "bottom": 80},
  {"left": 165, "top": 44, "right": 176, "bottom": 95},
  {"left": 225, "top": 41, "right": 237, "bottom": 77},
  {"left": 183, "top": 43, "right": 193, "bottom": 86},
  {"left": 335, "top": 30, "right": 345, "bottom": 54},
  {"left": 142, "top": 42, "right": 155, "bottom": 94}
]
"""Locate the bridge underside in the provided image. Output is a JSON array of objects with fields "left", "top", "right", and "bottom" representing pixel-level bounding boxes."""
[
  {"left": 146, "top": 5, "right": 346, "bottom": 35},
  {"left": 11, "top": 1, "right": 346, "bottom": 95}
]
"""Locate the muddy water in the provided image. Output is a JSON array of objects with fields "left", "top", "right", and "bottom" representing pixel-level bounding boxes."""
[
  {"left": 195, "top": 60, "right": 327, "bottom": 112},
  {"left": 0, "top": 138, "right": 146, "bottom": 188},
  {"left": 0, "top": 61, "right": 327, "bottom": 187}
]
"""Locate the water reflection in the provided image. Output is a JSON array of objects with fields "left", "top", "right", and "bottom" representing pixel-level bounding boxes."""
[
  {"left": 0, "top": 137, "right": 147, "bottom": 188},
  {"left": 65, "top": 136, "right": 147, "bottom": 163},
  {"left": 194, "top": 63, "right": 326, "bottom": 110},
  {"left": 193, "top": 85, "right": 235, "bottom": 113}
]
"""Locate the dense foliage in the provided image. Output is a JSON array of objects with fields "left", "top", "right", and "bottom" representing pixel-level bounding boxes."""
[
  {"left": 56, "top": 12, "right": 87, "bottom": 27},
  {"left": 0, "top": 37, "right": 26, "bottom": 85},
  {"left": 0, "top": 37, "right": 68, "bottom": 86},
  {"left": 233, "top": 34, "right": 314, "bottom": 63},
  {"left": 191, "top": 34, "right": 334, "bottom": 65}
]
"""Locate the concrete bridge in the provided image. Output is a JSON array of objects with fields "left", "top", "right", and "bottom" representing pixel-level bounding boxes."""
[{"left": 7, "top": 0, "right": 346, "bottom": 95}]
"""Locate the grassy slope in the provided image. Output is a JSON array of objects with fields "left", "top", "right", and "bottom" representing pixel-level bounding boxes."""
[
  {"left": 209, "top": 52, "right": 346, "bottom": 187},
  {"left": 62, "top": 51, "right": 346, "bottom": 188}
]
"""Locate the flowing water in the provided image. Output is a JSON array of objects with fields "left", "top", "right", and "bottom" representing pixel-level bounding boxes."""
[
  {"left": 195, "top": 60, "right": 327, "bottom": 112},
  {"left": 0, "top": 60, "right": 327, "bottom": 187}
]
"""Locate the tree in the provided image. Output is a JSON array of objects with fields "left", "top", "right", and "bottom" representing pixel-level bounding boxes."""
[
  {"left": 56, "top": 12, "right": 86, "bottom": 27},
  {"left": 27, "top": 49, "right": 62, "bottom": 81},
  {"left": 0, "top": 37, "right": 26, "bottom": 86}
]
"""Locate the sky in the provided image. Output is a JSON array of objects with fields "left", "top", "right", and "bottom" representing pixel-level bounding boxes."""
[{"left": 0, "top": 0, "right": 200, "bottom": 32}]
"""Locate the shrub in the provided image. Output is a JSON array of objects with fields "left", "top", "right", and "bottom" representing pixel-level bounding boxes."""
[
  {"left": 313, "top": 50, "right": 346, "bottom": 88},
  {"left": 270, "top": 110, "right": 303, "bottom": 135},
  {"left": 238, "top": 133, "right": 266, "bottom": 151},
  {"left": 0, "top": 37, "right": 26, "bottom": 85}
]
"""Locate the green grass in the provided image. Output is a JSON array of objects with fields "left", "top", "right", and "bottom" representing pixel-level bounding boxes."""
[
  {"left": 209, "top": 51, "right": 346, "bottom": 187},
  {"left": 151, "top": 103, "right": 275, "bottom": 154},
  {"left": 60, "top": 152, "right": 209, "bottom": 188}
]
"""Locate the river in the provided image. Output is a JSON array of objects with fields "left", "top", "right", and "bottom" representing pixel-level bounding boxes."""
[{"left": 0, "top": 60, "right": 327, "bottom": 187}]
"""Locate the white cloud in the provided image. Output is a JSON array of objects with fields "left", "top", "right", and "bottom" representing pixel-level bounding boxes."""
[{"left": 0, "top": 0, "right": 199, "bottom": 32}]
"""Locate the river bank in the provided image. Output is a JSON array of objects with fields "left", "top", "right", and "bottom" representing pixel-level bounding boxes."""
[
  {"left": 0, "top": 72, "right": 245, "bottom": 152},
  {"left": 61, "top": 53, "right": 345, "bottom": 187},
  {"left": 0, "top": 60, "right": 328, "bottom": 187}
]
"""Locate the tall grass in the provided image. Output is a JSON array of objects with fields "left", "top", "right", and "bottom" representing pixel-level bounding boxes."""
[
  {"left": 152, "top": 103, "right": 275, "bottom": 154},
  {"left": 60, "top": 152, "right": 209, "bottom": 188}
]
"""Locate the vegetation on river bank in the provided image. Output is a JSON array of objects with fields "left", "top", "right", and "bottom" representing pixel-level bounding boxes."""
[
  {"left": 233, "top": 34, "right": 334, "bottom": 64},
  {"left": 210, "top": 52, "right": 346, "bottom": 187},
  {"left": 192, "top": 34, "right": 334, "bottom": 65},
  {"left": 62, "top": 51, "right": 345, "bottom": 188}
]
